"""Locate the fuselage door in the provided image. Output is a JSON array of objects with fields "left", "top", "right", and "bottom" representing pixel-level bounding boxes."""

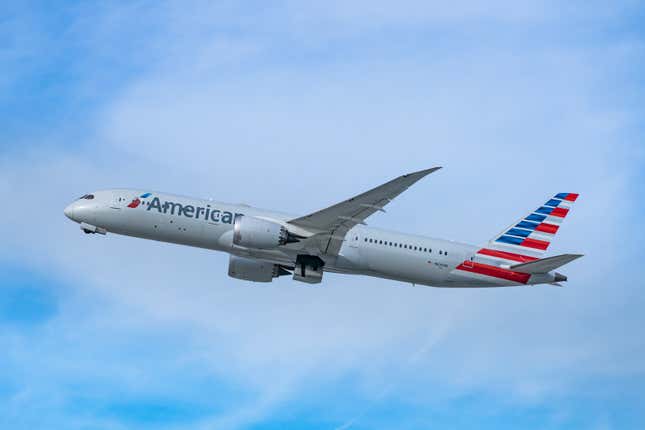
[
  {"left": 111, "top": 192, "right": 127, "bottom": 210},
  {"left": 349, "top": 233, "right": 360, "bottom": 248}
]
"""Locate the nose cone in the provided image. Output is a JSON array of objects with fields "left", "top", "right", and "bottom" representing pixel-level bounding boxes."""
[{"left": 64, "top": 204, "right": 75, "bottom": 221}]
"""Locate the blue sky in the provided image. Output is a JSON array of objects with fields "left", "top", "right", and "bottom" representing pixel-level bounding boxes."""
[{"left": 1, "top": 1, "right": 645, "bottom": 429}]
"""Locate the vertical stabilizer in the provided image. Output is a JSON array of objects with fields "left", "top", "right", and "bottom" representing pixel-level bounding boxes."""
[{"left": 485, "top": 193, "right": 579, "bottom": 260}]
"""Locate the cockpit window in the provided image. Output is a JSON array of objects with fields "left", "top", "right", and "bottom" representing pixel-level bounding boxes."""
[{"left": 79, "top": 194, "right": 95, "bottom": 200}]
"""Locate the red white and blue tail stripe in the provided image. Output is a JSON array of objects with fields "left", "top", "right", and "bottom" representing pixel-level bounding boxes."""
[
  {"left": 452, "top": 193, "right": 579, "bottom": 285},
  {"left": 488, "top": 193, "right": 579, "bottom": 259}
]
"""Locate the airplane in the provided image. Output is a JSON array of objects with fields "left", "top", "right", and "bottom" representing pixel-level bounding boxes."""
[{"left": 63, "top": 168, "right": 582, "bottom": 288}]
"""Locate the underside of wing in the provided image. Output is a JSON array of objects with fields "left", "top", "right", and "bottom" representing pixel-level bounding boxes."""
[{"left": 288, "top": 167, "right": 441, "bottom": 256}]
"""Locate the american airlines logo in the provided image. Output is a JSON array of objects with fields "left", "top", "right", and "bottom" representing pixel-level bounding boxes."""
[
  {"left": 127, "top": 192, "right": 152, "bottom": 208},
  {"left": 139, "top": 195, "right": 242, "bottom": 224}
]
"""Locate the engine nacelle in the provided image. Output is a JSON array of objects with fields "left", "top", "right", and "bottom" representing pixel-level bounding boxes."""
[
  {"left": 228, "top": 255, "right": 290, "bottom": 282},
  {"left": 233, "top": 216, "right": 300, "bottom": 249}
]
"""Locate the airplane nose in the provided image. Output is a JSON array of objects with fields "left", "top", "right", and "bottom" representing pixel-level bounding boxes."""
[{"left": 64, "top": 204, "right": 75, "bottom": 221}]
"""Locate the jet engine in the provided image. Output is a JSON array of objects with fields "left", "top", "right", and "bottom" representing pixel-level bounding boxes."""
[
  {"left": 233, "top": 216, "right": 302, "bottom": 249},
  {"left": 228, "top": 255, "right": 291, "bottom": 282}
]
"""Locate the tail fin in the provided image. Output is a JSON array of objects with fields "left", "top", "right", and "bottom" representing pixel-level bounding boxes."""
[{"left": 485, "top": 193, "right": 579, "bottom": 261}]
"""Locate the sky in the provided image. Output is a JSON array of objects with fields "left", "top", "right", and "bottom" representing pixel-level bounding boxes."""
[{"left": 1, "top": 1, "right": 645, "bottom": 429}]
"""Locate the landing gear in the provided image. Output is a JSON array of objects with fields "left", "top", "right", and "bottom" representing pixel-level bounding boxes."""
[
  {"left": 292, "top": 255, "right": 325, "bottom": 284},
  {"left": 80, "top": 222, "right": 107, "bottom": 235}
]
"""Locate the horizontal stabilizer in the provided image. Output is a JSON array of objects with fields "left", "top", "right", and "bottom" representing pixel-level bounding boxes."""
[{"left": 510, "top": 254, "right": 583, "bottom": 274}]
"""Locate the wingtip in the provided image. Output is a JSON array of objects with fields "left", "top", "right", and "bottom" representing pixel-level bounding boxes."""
[{"left": 406, "top": 166, "right": 442, "bottom": 177}]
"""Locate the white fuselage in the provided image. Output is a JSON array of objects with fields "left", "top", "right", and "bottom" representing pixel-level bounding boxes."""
[{"left": 64, "top": 189, "right": 556, "bottom": 287}]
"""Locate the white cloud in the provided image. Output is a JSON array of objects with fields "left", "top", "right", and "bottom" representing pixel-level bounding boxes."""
[{"left": 1, "top": 1, "right": 644, "bottom": 428}]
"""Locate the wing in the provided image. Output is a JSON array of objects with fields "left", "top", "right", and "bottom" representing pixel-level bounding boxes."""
[{"left": 288, "top": 167, "right": 442, "bottom": 256}]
